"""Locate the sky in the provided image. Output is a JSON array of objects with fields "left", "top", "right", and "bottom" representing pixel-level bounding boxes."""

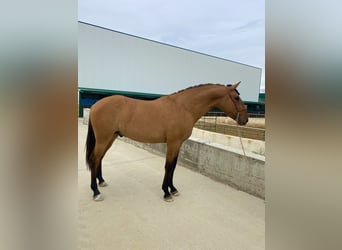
[{"left": 78, "top": 0, "right": 265, "bottom": 92}]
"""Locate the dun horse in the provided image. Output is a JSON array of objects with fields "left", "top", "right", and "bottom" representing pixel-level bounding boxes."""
[{"left": 86, "top": 82, "right": 248, "bottom": 201}]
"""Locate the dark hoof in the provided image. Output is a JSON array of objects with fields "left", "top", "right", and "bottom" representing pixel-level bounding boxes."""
[
  {"left": 163, "top": 195, "right": 173, "bottom": 202},
  {"left": 99, "top": 181, "right": 108, "bottom": 187},
  {"left": 93, "top": 194, "right": 104, "bottom": 201},
  {"left": 171, "top": 190, "right": 180, "bottom": 196}
]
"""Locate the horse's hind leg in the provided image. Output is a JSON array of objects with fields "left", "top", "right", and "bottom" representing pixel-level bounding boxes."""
[
  {"left": 162, "top": 142, "right": 181, "bottom": 201},
  {"left": 91, "top": 136, "right": 117, "bottom": 201},
  {"left": 97, "top": 162, "right": 107, "bottom": 187},
  {"left": 97, "top": 135, "right": 117, "bottom": 187},
  {"left": 90, "top": 143, "right": 108, "bottom": 201},
  {"left": 90, "top": 166, "right": 102, "bottom": 201}
]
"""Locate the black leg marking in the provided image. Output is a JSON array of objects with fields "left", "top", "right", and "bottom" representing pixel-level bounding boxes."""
[
  {"left": 162, "top": 167, "right": 172, "bottom": 199},
  {"left": 96, "top": 162, "right": 106, "bottom": 185},
  {"left": 162, "top": 156, "right": 179, "bottom": 200},
  {"left": 169, "top": 156, "right": 179, "bottom": 195},
  {"left": 91, "top": 167, "right": 100, "bottom": 197}
]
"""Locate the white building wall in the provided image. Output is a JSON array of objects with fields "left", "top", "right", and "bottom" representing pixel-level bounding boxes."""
[{"left": 79, "top": 22, "right": 261, "bottom": 102}]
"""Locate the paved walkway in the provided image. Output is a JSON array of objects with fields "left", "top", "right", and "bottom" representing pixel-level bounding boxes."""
[{"left": 78, "top": 119, "right": 264, "bottom": 250}]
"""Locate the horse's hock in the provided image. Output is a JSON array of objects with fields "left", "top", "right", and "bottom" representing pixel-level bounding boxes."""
[{"left": 82, "top": 108, "right": 265, "bottom": 199}]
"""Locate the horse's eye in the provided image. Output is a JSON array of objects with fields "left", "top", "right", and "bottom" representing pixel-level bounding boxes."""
[{"left": 234, "top": 96, "right": 240, "bottom": 101}]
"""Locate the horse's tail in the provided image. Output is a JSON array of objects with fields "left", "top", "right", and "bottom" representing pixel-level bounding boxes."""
[{"left": 86, "top": 118, "right": 96, "bottom": 170}]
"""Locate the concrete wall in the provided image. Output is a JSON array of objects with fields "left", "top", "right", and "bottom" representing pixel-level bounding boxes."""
[{"left": 118, "top": 137, "right": 265, "bottom": 199}]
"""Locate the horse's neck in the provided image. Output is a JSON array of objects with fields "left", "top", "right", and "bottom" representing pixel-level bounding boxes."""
[{"left": 174, "top": 86, "right": 225, "bottom": 122}]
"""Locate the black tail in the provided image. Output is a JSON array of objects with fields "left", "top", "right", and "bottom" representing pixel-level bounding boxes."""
[{"left": 86, "top": 119, "right": 96, "bottom": 170}]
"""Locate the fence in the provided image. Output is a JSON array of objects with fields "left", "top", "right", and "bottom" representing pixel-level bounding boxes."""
[{"left": 195, "top": 112, "right": 265, "bottom": 141}]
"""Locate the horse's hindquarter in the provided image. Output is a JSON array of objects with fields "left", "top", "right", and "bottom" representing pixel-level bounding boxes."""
[{"left": 90, "top": 95, "right": 127, "bottom": 137}]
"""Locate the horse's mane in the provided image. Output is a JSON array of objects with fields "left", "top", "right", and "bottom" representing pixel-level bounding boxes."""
[
  {"left": 170, "top": 83, "right": 240, "bottom": 95},
  {"left": 170, "top": 83, "right": 224, "bottom": 95}
]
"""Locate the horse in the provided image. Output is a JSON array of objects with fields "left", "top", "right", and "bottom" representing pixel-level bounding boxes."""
[{"left": 86, "top": 82, "right": 248, "bottom": 202}]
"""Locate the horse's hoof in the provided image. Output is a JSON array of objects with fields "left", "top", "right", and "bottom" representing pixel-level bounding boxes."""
[
  {"left": 99, "top": 181, "right": 108, "bottom": 187},
  {"left": 163, "top": 195, "right": 174, "bottom": 202},
  {"left": 93, "top": 194, "right": 104, "bottom": 201},
  {"left": 171, "top": 190, "right": 180, "bottom": 196}
]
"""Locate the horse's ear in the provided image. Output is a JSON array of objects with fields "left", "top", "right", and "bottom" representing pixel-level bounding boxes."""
[{"left": 232, "top": 81, "right": 241, "bottom": 89}]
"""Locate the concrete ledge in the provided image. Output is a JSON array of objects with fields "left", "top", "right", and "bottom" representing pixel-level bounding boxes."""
[{"left": 119, "top": 137, "right": 265, "bottom": 199}]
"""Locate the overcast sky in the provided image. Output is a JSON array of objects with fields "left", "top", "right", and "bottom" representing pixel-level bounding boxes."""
[{"left": 79, "top": 0, "right": 265, "bottom": 92}]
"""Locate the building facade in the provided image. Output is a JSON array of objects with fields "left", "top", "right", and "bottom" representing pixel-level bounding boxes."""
[{"left": 78, "top": 21, "right": 264, "bottom": 116}]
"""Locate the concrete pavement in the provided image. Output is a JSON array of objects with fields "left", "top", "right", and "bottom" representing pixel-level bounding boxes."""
[{"left": 78, "top": 119, "right": 264, "bottom": 250}]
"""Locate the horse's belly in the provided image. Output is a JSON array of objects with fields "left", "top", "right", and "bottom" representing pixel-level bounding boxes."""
[{"left": 122, "top": 126, "right": 167, "bottom": 143}]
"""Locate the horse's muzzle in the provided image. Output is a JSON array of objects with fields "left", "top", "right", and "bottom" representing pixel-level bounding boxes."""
[
  {"left": 238, "top": 118, "right": 248, "bottom": 125},
  {"left": 236, "top": 112, "right": 248, "bottom": 125}
]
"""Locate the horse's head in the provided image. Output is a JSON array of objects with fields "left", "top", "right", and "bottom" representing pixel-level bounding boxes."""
[{"left": 216, "top": 82, "right": 249, "bottom": 125}]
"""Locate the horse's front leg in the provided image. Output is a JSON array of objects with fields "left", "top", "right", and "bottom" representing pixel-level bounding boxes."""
[
  {"left": 162, "top": 142, "right": 181, "bottom": 202},
  {"left": 169, "top": 155, "right": 179, "bottom": 196}
]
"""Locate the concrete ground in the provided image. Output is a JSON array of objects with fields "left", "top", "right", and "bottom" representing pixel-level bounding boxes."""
[{"left": 78, "top": 119, "right": 265, "bottom": 250}]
